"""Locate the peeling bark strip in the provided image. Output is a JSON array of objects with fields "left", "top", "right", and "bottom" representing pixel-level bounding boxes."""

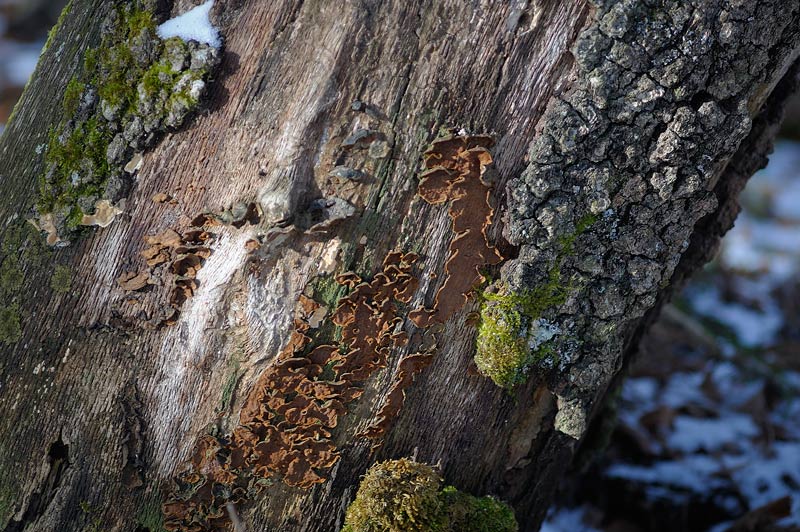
[
  {"left": 163, "top": 252, "right": 419, "bottom": 531},
  {"left": 409, "top": 134, "right": 504, "bottom": 328}
]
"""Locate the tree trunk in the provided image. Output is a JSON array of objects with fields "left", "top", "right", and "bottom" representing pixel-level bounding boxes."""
[{"left": 1, "top": 1, "right": 799, "bottom": 531}]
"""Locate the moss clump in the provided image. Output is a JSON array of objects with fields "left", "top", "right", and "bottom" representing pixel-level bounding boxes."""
[
  {"left": 343, "top": 458, "right": 446, "bottom": 532},
  {"left": 50, "top": 265, "right": 72, "bottom": 294},
  {"left": 342, "top": 459, "right": 517, "bottom": 532},
  {"left": 474, "top": 213, "right": 598, "bottom": 389},
  {"left": 475, "top": 269, "right": 566, "bottom": 389},
  {"left": 440, "top": 486, "right": 517, "bottom": 532}
]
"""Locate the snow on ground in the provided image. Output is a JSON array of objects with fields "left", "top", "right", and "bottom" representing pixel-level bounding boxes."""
[
  {"left": 541, "top": 506, "right": 602, "bottom": 532},
  {"left": 157, "top": 0, "right": 221, "bottom": 48},
  {"left": 683, "top": 140, "right": 800, "bottom": 351}
]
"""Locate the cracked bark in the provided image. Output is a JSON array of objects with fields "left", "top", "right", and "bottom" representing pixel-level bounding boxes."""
[{"left": 0, "top": 1, "right": 798, "bottom": 531}]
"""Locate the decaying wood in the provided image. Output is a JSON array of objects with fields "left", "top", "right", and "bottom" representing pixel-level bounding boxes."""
[{"left": 0, "top": 0, "right": 798, "bottom": 531}]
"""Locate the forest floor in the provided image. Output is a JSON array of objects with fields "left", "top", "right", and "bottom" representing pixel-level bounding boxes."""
[{"left": 544, "top": 141, "right": 800, "bottom": 532}]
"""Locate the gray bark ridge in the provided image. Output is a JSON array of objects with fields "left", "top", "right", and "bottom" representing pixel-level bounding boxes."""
[{"left": 503, "top": 0, "right": 800, "bottom": 435}]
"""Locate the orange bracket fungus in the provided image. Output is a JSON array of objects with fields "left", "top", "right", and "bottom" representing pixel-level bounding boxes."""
[
  {"left": 163, "top": 252, "right": 420, "bottom": 531},
  {"left": 408, "top": 134, "right": 503, "bottom": 328},
  {"left": 117, "top": 218, "right": 214, "bottom": 327}
]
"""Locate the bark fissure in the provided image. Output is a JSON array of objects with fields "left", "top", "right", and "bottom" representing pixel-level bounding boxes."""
[{"left": 4, "top": 438, "right": 70, "bottom": 532}]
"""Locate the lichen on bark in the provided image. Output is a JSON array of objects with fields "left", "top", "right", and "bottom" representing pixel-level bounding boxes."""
[
  {"left": 501, "top": 0, "right": 800, "bottom": 439},
  {"left": 34, "top": 0, "right": 221, "bottom": 245}
]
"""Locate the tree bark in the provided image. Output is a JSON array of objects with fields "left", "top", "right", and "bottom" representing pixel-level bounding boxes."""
[{"left": 0, "top": 1, "right": 798, "bottom": 531}]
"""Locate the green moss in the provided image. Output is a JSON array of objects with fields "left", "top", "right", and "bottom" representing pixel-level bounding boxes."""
[
  {"left": 342, "top": 459, "right": 518, "bottom": 532},
  {"left": 474, "top": 213, "right": 598, "bottom": 389},
  {"left": 36, "top": 2, "right": 217, "bottom": 242},
  {"left": 0, "top": 305, "right": 22, "bottom": 345},
  {"left": 125, "top": 8, "right": 157, "bottom": 38},
  {"left": 440, "top": 486, "right": 517, "bottom": 532},
  {"left": 343, "top": 459, "right": 447, "bottom": 532},
  {"left": 474, "top": 268, "right": 566, "bottom": 389},
  {"left": 63, "top": 77, "right": 83, "bottom": 115},
  {"left": 559, "top": 213, "right": 598, "bottom": 254},
  {"left": 50, "top": 265, "right": 72, "bottom": 294}
]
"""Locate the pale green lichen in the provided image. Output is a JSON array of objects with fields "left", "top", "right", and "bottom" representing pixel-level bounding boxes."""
[
  {"left": 50, "top": 265, "right": 72, "bottom": 294},
  {"left": 342, "top": 459, "right": 517, "bottom": 532}
]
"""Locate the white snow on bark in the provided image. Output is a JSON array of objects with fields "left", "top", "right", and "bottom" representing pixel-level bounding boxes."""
[{"left": 157, "top": 0, "right": 221, "bottom": 48}]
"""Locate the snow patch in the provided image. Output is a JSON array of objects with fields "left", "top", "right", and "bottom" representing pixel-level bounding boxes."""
[
  {"left": 666, "top": 414, "right": 759, "bottom": 452},
  {"left": 157, "top": 0, "right": 221, "bottom": 48},
  {"left": 541, "top": 506, "right": 601, "bottom": 532}
]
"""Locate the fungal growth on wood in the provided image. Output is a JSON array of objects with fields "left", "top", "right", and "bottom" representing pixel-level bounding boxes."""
[
  {"left": 360, "top": 352, "right": 435, "bottom": 442},
  {"left": 408, "top": 134, "right": 503, "bottom": 328},
  {"left": 162, "top": 133, "right": 510, "bottom": 529},
  {"left": 117, "top": 219, "right": 214, "bottom": 327},
  {"left": 342, "top": 458, "right": 518, "bottom": 532},
  {"left": 33, "top": 0, "right": 221, "bottom": 245},
  {"left": 163, "top": 252, "right": 420, "bottom": 531}
]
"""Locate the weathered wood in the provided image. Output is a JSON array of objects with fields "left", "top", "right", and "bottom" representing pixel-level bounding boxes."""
[{"left": 0, "top": 0, "right": 798, "bottom": 531}]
